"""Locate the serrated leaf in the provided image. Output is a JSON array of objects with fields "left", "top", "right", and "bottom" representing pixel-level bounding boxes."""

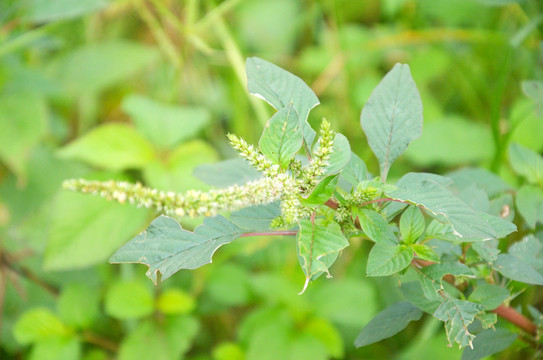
[
  {"left": 122, "top": 95, "right": 211, "bottom": 150},
  {"left": 461, "top": 328, "right": 517, "bottom": 360},
  {"left": 259, "top": 104, "right": 303, "bottom": 168},
  {"left": 297, "top": 219, "right": 349, "bottom": 283},
  {"left": 366, "top": 244, "right": 413, "bottom": 277},
  {"left": 246, "top": 57, "right": 320, "bottom": 146},
  {"left": 360, "top": 63, "right": 423, "bottom": 180},
  {"left": 516, "top": 185, "right": 543, "bottom": 228},
  {"left": 58, "top": 123, "right": 155, "bottom": 170},
  {"left": 230, "top": 202, "right": 281, "bottom": 231},
  {"left": 412, "top": 244, "right": 440, "bottom": 262},
  {"left": 509, "top": 143, "right": 543, "bottom": 185},
  {"left": 400, "top": 206, "right": 425, "bottom": 244},
  {"left": 357, "top": 209, "right": 397, "bottom": 245},
  {"left": 193, "top": 158, "right": 261, "bottom": 187},
  {"left": 433, "top": 297, "right": 484, "bottom": 348},
  {"left": 355, "top": 302, "right": 422, "bottom": 348},
  {"left": 494, "top": 253, "right": 543, "bottom": 285},
  {"left": 302, "top": 175, "right": 339, "bottom": 206},
  {"left": 387, "top": 173, "right": 496, "bottom": 240},
  {"left": 468, "top": 284, "right": 509, "bottom": 310},
  {"left": 109, "top": 215, "right": 246, "bottom": 284},
  {"left": 340, "top": 152, "right": 368, "bottom": 188}
]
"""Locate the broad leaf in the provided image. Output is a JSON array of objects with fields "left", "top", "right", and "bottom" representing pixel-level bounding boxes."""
[
  {"left": 467, "top": 284, "right": 509, "bottom": 310},
  {"left": 297, "top": 219, "right": 349, "bottom": 283},
  {"left": 412, "top": 244, "right": 440, "bottom": 262},
  {"left": 387, "top": 173, "right": 496, "bottom": 240},
  {"left": 302, "top": 175, "right": 339, "bottom": 206},
  {"left": 340, "top": 152, "right": 368, "bottom": 188},
  {"left": 509, "top": 235, "right": 543, "bottom": 271},
  {"left": 366, "top": 244, "right": 413, "bottom": 276},
  {"left": 461, "top": 328, "right": 517, "bottom": 360},
  {"left": 448, "top": 168, "right": 511, "bottom": 198},
  {"left": 58, "top": 123, "right": 155, "bottom": 170},
  {"left": 230, "top": 202, "right": 281, "bottom": 231},
  {"left": 433, "top": 297, "right": 485, "bottom": 348},
  {"left": 494, "top": 254, "right": 543, "bottom": 285},
  {"left": 355, "top": 302, "right": 422, "bottom": 347},
  {"left": 110, "top": 215, "right": 246, "bottom": 284},
  {"left": 322, "top": 133, "right": 351, "bottom": 176},
  {"left": 193, "top": 158, "right": 261, "bottom": 187},
  {"left": 360, "top": 63, "right": 423, "bottom": 180},
  {"left": 259, "top": 104, "right": 303, "bottom": 168},
  {"left": 246, "top": 57, "right": 320, "bottom": 146},
  {"left": 516, "top": 185, "right": 543, "bottom": 228},
  {"left": 509, "top": 143, "right": 543, "bottom": 185},
  {"left": 418, "top": 263, "right": 473, "bottom": 301},
  {"left": 357, "top": 209, "right": 397, "bottom": 245},
  {"left": 399, "top": 206, "right": 425, "bottom": 244},
  {"left": 105, "top": 281, "right": 154, "bottom": 320}
]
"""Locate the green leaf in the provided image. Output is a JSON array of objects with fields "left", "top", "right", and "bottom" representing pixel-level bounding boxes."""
[
  {"left": 297, "top": 219, "right": 349, "bottom": 284},
  {"left": 156, "top": 289, "right": 195, "bottom": 315},
  {"left": 522, "top": 80, "right": 543, "bottom": 116},
  {"left": 193, "top": 158, "right": 261, "bottom": 187},
  {"left": 340, "top": 152, "right": 368, "bottom": 187},
  {"left": 29, "top": 337, "right": 81, "bottom": 360},
  {"left": 387, "top": 173, "right": 496, "bottom": 240},
  {"left": 213, "top": 342, "right": 244, "bottom": 360},
  {"left": 323, "top": 133, "right": 351, "bottom": 176},
  {"left": 461, "top": 328, "right": 517, "bottom": 360},
  {"left": 509, "top": 235, "right": 543, "bottom": 270},
  {"left": 13, "top": 308, "right": 69, "bottom": 345},
  {"left": 400, "top": 206, "right": 425, "bottom": 244},
  {"left": 418, "top": 263, "right": 473, "bottom": 301},
  {"left": 360, "top": 63, "right": 423, "bottom": 180},
  {"left": 49, "top": 41, "right": 159, "bottom": 95},
  {"left": 58, "top": 123, "right": 155, "bottom": 170},
  {"left": 109, "top": 215, "right": 246, "bottom": 284},
  {"left": 494, "top": 254, "right": 543, "bottom": 285},
  {"left": 448, "top": 167, "right": 512, "bottom": 198},
  {"left": 58, "top": 283, "right": 100, "bottom": 328},
  {"left": 399, "top": 281, "right": 441, "bottom": 314},
  {"left": 516, "top": 185, "right": 543, "bottom": 228},
  {"left": 44, "top": 191, "right": 149, "bottom": 270},
  {"left": 357, "top": 209, "right": 398, "bottom": 245},
  {"left": 477, "top": 312, "right": 498, "bottom": 329},
  {"left": 122, "top": 95, "right": 211, "bottom": 150},
  {"left": 230, "top": 202, "right": 281, "bottom": 231},
  {"left": 355, "top": 302, "right": 422, "bottom": 348},
  {"left": 433, "top": 297, "right": 484, "bottom": 348},
  {"left": 509, "top": 143, "right": 543, "bottom": 185},
  {"left": 259, "top": 104, "right": 303, "bottom": 168},
  {"left": 412, "top": 244, "right": 440, "bottom": 262},
  {"left": 105, "top": 281, "right": 154, "bottom": 320},
  {"left": 304, "top": 318, "right": 344, "bottom": 358},
  {"left": 246, "top": 57, "right": 320, "bottom": 146},
  {"left": 302, "top": 175, "right": 339, "bottom": 206},
  {"left": 468, "top": 284, "right": 509, "bottom": 310},
  {"left": 366, "top": 244, "right": 413, "bottom": 277},
  {"left": 23, "top": 0, "right": 110, "bottom": 22}
]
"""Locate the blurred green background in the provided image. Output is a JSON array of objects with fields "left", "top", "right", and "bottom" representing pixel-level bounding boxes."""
[{"left": 1, "top": 0, "right": 542, "bottom": 359}]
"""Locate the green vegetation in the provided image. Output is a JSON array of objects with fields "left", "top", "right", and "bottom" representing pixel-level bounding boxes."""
[{"left": 2, "top": 1, "right": 543, "bottom": 359}]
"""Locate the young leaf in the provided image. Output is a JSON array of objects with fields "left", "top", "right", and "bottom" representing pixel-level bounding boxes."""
[
  {"left": 515, "top": 185, "right": 543, "bottom": 228},
  {"left": 366, "top": 244, "right": 413, "bottom": 277},
  {"left": 412, "top": 244, "right": 440, "bottom": 262},
  {"left": 109, "top": 215, "right": 246, "bottom": 284},
  {"left": 357, "top": 209, "right": 397, "bottom": 245},
  {"left": 433, "top": 297, "right": 485, "bottom": 348},
  {"left": 302, "top": 175, "right": 339, "bottom": 206},
  {"left": 360, "top": 63, "right": 423, "bottom": 181},
  {"left": 297, "top": 219, "right": 349, "bottom": 286},
  {"left": 246, "top": 57, "right": 320, "bottom": 146},
  {"left": 259, "top": 104, "right": 303, "bottom": 168},
  {"left": 400, "top": 206, "right": 425, "bottom": 244},
  {"left": 461, "top": 328, "right": 517, "bottom": 360},
  {"left": 509, "top": 143, "right": 543, "bottom": 185},
  {"left": 387, "top": 173, "right": 496, "bottom": 240},
  {"left": 340, "top": 152, "right": 368, "bottom": 188},
  {"left": 467, "top": 284, "right": 509, "bottom": 310},
  {"left": 355, "top": 302, "right": 422, "bottom": 348}
]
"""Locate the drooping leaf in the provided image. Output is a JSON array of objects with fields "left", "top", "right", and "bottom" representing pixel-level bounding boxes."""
[
  {"left": 230, "top": 202, "right": 281, "bottom": 231},
  {"left": 399, "top": 206, "right": 425, "bottom": 244},
  {"left": 302, "top": 175, "right": 339, "bottom": 206},
  {"left": 357, "top": 209, "right": 397, "bottom": 245},
  {"left": 387, "top": 173, "right": 496, "bottom": 240},
  {"left": 123, "top": 95, "right": 211, "bottom": 150},
  {"left": 515, "top": 185, "right": 543, "bottom": 228},
  {"left": 355, "top": 302, "right": 422, "bottom": 348},
  {"left": 433, "top": 297, "right": 485, "bottom": 348},
  {"left": 340, "top": 152, "right": 368, "bottom": 188},
  {"left": 461, "top": 328, "right": 517, "bottom": 360},
  {"left": 494, "top": 254, "right": 543, "bottom": 285},
  {"left": 360, "top": 63, "right": 423, "bottom": 180},
  {"left": 58, "top": 123, "right": 155, "bottom": 170},
  {"left": 246, "top": 57, "right": 320, "bottom": 146},
  {"left": 509, "top": 143, "right": 543, "bottom": 185},
  {"left": 297, "top": 219, "right": 349, "bottom": 282},
  {"left": 366, "top": 244, "right": 413, "bottom": 277},
  {"left": 110, "top": 215, "right": 246, "bottom": 284},
  {"left": 105, "top": 281, "right": 154, "bottom": 320},
  {"left": 467, "top": 284, "right": 509, "bottom": 310},
  {"left": 193, "top": 158, "right": 261, "bottom": 187},
  {"left": 259, "top": 104, "right": 303, "bottom": 168}
]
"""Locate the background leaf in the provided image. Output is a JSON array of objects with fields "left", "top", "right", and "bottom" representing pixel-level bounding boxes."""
[
  {"left": 467, "top": 284, "right": 509, "bottom": 310},
  {"left": 193, "top": 158, "right": 262, "bottom": 187},
  {"left": 461, "top": 328, "right": 517, "bottom": 360},
  {"left": 360, "top": 63, "right": 423, "bottom": 180},
  {"left": 105, "top": 281, "right": 154, "bottom": 320},
  {"left": 509, "top": 143, "right": 543, "bottom": 185}
]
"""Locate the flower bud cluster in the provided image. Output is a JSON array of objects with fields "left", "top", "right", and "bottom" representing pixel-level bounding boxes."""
[
  {"left": 227, "top": 133, "right": 279, "bottom": 177},
  {"left": 302, "top": 119, "right": 334, "bottom": 189}
]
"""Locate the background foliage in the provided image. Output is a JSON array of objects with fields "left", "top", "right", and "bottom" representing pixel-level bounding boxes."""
[{"left": 1, "top": 0, "right": 543, "bottom": 359}]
